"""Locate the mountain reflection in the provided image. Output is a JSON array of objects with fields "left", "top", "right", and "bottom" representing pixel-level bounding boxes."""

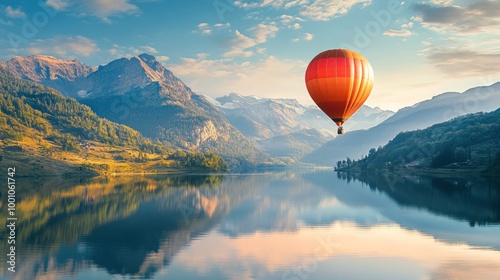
[
  {"left": 342, "top": 172, "right": 500, "bottom": 226},
  {"left": 0, "top": 174, "right": 231, "bottom": 279},
  {"left": 1, "top": 171, "right": 500, "bottom": 279}
]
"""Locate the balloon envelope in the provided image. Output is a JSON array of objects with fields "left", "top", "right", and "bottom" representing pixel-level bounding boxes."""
[{"left": 305, "top": 49, "right": 374, "bottom": 129}]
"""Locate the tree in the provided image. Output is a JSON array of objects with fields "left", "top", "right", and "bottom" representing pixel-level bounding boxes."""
[
  {"left": 369, "top": 148, "right": 376, "bottom": 157},
  {"left": 454, "top": 147, "right": 467, "bottom": 162},
  {"left": 432, "top": 146, "right": 455, "bottom": 168}
]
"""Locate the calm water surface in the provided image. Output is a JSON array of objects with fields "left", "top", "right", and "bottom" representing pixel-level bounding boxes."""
[{"left": 1, "top": 171, "right": 500, "bottom": 279}]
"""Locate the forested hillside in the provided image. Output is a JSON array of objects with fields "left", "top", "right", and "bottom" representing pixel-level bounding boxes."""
[
  {"left": 341, "top": 109, "right": 500, "bottom": 173},
  {"left": 0, "top": 68, "right": 228, "bottom": 174},
  {"left": 5, "top": 54, "right": 272, "bottom": 169}
]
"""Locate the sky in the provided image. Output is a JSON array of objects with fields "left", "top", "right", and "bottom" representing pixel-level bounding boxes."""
[{"left": 0, "top": 0, "right": 499, "bottom": 111}]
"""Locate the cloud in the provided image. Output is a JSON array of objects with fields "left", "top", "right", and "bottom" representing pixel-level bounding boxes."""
[
  {"left": 304, "top": 33, "right": 314, "bottom": 40},
  {"left": 44, "top": 0, "right": 138, "bottom": 22},
  {"left": 156, "top": 55, "right": 169, "bottom": 63},
  {"left": 234, "top": 0, "right": 307, "bottom": 9},
  {"left": 0, "top": 19, "right": 13, "bottom": 25},
  {"left": 5, "top": 6, "right": 26, "bottom": 18},
  {"left": 168, "top": 55, "right": 308, "bottom": 103},
  {"left": 429, "top": 0, "right": 453, "bottom": 5},
  {"left": 108, "top": 44, "right": 160, "bottom": 58},
  {"left": 224, "top": 23, "right": 279, "bottom": 57},
  {"left": 46, "top": 0, "right": 69, "bottom": 10},
  {"left": 279, "top": 14, "right": 304, "bottom": 29},
  {"left": 383, "top": 29, "right": 413, "bottom": 36},
  {"left": 292, "top": 32, "right": 314, "bottom": 42},
  {"left": 235, "top": 0, "right": 371, "bottom": 21},
  {"left": 193, "top": 22, "right": 230, "bottom": 36},
  {"left": 384, "top": 22, "right": 414, "bottom": 37},
  {"left": 195, "top": 23, "right": 212, "bottom": 35},
  {"left": 299, "top": 0, "right": 372, "bottom": 21},
  {"left": 251, "top": 23, "right": 279, "bottom": 43},
  {"left": 413, "top": 1, "right": 500, "bottom": 34},
  {"left": 225, "top": 30, "right": 257, "bottom": 57},
  {"left": 422, "top": 47, "right": 500, "bottom": 77},
  {"left": 13, "top": 36, "right": 98, "bottom": 58},
  {"left": 140, "top": 45, "right": 157, "bottom": 54},
  {"left": 174, "top": 221, "right": 500, "bottom": 279}
]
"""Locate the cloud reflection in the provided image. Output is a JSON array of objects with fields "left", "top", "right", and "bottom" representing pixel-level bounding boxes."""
[{"left": 174, "top": 221, "right": 500, "bottom": 279}]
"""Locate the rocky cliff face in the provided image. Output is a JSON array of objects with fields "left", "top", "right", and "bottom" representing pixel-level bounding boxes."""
[
  {"left": 4, "top": 55, "right": 94, "bottom": 81},
  {"left": 4, "top": 55, "right": 95, "bottom": 98}
]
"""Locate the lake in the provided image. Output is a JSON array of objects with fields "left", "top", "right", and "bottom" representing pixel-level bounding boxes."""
[{"left": 1, "top": 171, "right": 500, "bottom": 279}]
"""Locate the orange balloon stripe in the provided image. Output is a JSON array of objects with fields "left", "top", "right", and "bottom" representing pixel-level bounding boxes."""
[
  {"left": 306, "top": 58, "right": 366, "bottom": 80},
  {"left": 325, "top": 50, "right": 335, "bottom": 111},
  {"left": 346, "top": 58, "right": 367, "bottom": 118},
  {"left": 346, "top": 59, "right": 374, "bottom": 118},
  {"left": 342, "top": 50, "right": 357, "bottom": 119}
]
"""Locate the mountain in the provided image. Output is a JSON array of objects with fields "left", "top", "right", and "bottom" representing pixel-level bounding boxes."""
[
  {"left": 0, "top": 67, "right": 231, "bottom": 175},
  {"left": 346, "top": 109, "right": 500, "bottom": 172},
  {"left": 303, "top": 82, "right": 500, "bottom": 166},
  {"left": 257, "top": 128, "right": 330, "bottom": 159},
  {"left": 5, "top": 54, "right": 271, "bottom": 169},
  {"left": 212, "top": 93, "right": 394, "bottom": 139},
  {"left": 209, "top": 93, "right": 393, "bottom": 160},
  {"left": 3, "top": 55, "right": 95, "bottom": 99}
]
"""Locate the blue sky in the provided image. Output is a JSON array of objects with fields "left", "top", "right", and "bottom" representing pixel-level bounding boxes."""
[{"left": 1, "top": 0, "right": 499, "bottom": 110}]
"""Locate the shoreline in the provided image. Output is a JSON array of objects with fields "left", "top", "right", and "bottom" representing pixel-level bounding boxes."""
[{"left": 336, "top": 166, "right": 497, "bottom": 180}]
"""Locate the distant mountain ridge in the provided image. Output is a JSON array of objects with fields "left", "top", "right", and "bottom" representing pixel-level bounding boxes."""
[
  {"left": 211, "top": 93, "right": 394, "bottom": 139},
  {"left": 208, "top": 93, "right": 393, "bottom": 160},
  {"left": 4, "top": 54, "right": 271, "bottom": 168},
  {"left": 303, "top": 82, "right": 500, "bottom": 166}
]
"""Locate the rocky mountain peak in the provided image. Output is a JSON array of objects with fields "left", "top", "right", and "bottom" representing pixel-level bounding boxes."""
[
  {"left": 75, "top": 53, "right": 191, "bottom": 102},
  {"left": 138, "top": 53, "right": 159, "bottom": 69},
  {"left": 4, "top": 55, "right": 94, "bottom": 82}
]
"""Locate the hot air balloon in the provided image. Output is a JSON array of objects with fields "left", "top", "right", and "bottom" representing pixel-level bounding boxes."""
[{"left": 305, "top": 49, "right": 374, "bottom": 134}]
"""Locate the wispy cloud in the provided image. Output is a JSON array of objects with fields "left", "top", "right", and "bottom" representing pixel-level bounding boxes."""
[
  {"left": 299, "top": 0, "right": 372, "bottom": 21},
  {"left": 413, "top": 0, "right": 500, "bottom": 34},
  {"left": 224, "top": 23, "right": 279, "bottom": 57},
  {"left": 141, "top": 45, "right": 157, "bottom": 54},
  {"left": 44, "top": 0, "right": 138, "bottom": 22},
  {"left": 384, "top": 22, "right": 414, "bottom": 37},
  {"left": 235, "top": 0, "right": 372, "bottom": 21},
  {"left": 292, "top": 32, "right": 314, "bottom": 42},
  {"left": 108, "top": 44, "right": 159, "bottom": 58},
  {"left": 234, "top": 0, "right": 307, "bottom": 9},
  {"left": 279, "top": 14, "right": 304, "bottom": 29},
  {"left": 10, "top": 35, "right": 98, "bottom": 58},
  {"left": 383, "top": 29, "right": 413, "bottom": 37},
  {"left": 421, "top": 46, "right": 500, "bottom": 77},
  {"left": 5, "top": 6, "right": 26, "bottom": 18},
  {"left": 156, "top": 55, "right": 169, "bottom": 63},
  {"left": 304, "top": 33, "right": 314, "bottom": 41},
  {"left": 193, "top": 22, "right": 230, "bottom": 36},
  {"left": 0, "top": 18, "right": 14, "bottom": 25},
  {"left": 169, "top": 55, "right": 308, "bottom": 102},
  {"left": 45, "top": 0, "right": 69, "bottom": 10}
]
